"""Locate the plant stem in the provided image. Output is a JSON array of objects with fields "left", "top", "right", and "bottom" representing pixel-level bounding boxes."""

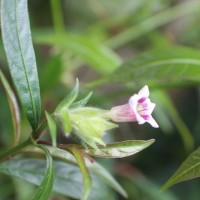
[
  {"left": 32, "top": 120, "right": 47, "bottom": 140},
  {"left": 0, "top": 138, "right": 32, "bottom": 162},
  {"left": 0, "top": 119, "right": 48, "bottom": 162},
  {"left": 50, "top": 0, "right": 65, "bottom": 34}
]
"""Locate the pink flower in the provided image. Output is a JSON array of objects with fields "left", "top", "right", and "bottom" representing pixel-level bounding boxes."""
[{"left": 109, "top": 85, "right": 159, "bottom": 128}]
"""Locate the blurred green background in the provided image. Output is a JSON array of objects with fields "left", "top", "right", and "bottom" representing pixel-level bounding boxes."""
[{"left": 1, "top": 0, "right": 200, "bottom": 199}]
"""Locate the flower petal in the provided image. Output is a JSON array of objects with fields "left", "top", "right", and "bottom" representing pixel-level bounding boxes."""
[
  {"left": 138, "top": 85, "right": 149, "bottom": 98},
  {"left": 137, "top": 115, "right": 146, "bottom": 124},
  {"left": 129, "top": 94, "right": 139, "bottom": 112},
  {"left": 146, "top": 116, "right": 159, "bottom": 128},
  {"left": 142, "top": 100, "right": 156, "bottom": 114}
]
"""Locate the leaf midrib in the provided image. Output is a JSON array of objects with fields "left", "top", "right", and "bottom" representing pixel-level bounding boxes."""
[
  {"left": 34, "top": 147, "right": 54, "bottom": 200},
  {"left": 14, "top": 0, "right": 37, "bottom": 128},
  {"left": 38, "top": 156, "right": 53, "bottom": 199},
  {"left": 167, "top": 157, "right": 200, "bottom": 186}
]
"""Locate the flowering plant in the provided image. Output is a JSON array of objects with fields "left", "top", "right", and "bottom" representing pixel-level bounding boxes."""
[
  {"left": 49, "top": 80, "right": 158, "bottom": 151},
  {"left": 2, "top": 0, "right": 199, "bottom": 200},
  {"left": 0, "top": 74, "right": 157, "bottom": 200}
]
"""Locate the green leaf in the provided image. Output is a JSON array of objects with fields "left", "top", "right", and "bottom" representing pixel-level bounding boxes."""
[
  {"left": 22, "top": 146, "right": 127, "bottom": 198},
  {"left": 55, "top": 79, "right": 79, "bottom": 113},
  {"left": 60, "top": 110, "right": 71, "bottom": 135},
  {"left": 32, "top": 145, "right": 54, "bottom": 200},
  {"left": 34, "top": 33, "right": 121, "bottom": 74},
  {"left": 68, "top": 146, "right": 92, "bottom": 200},
  {"left": 106, "top": 0, "right": 200, "bottom": 48},
  {"left": 81, "top": 139, "right": 155, "bottom": 158},
  {"left": 90, "top": 46, "right": 200, "bottom": 88},
  {"left": 45, "top": 112, "right": 57, "bottom": 147},
  {"left": 69, "top": 92, "right": 93, "bottom": 109},
  {"left": 70, "top": 107, "right": 108, "bottom": 117},
  {"left": 1, "top": 0, "right": 41, "bottom": 130},
  {"left": 0, "top": 70, "right": 20, "bottom": 145},
  {"left": 161, "top": 147, "right": 200, "bottom": 191},
  {"left": 0, "top": 158, "right": 124, "bottom": 200},
  {"left": 86, "top": 157, "right": 127, "bottom": 198}
]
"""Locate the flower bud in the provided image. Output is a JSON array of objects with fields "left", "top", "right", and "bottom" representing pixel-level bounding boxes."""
[
  {"left": 54, "top": 106, "right": 118, "bottom": 149},
  {"left": 69, "top": 107, "right": 118, "bottom": 149}
]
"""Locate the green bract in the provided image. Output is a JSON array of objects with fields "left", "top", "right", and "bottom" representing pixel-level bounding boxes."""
[
  {"left": 70, "top": 108, "right": 118, "bottom": 149},
  {"left": 53, "top": 80, "right": 118, "bottom": 149}
]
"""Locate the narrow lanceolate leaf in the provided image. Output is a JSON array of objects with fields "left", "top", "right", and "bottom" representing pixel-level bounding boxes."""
[
  {"left": 32, "top": 145, "right": 54, "bottom": 200},
  {"left": 161, "top": 147, "right": 200, "bottom": 191},
  {"left": 81, "top": 139, "right": 155, "bottom": 158},
  {"left": 55, "top": 79, "right": 79, "bottom": 113},
  {"left": 0, "top": 158, "right": 119, "bottom": 200},
  {"left": 90, "top": 46, "right": 200, "bottom": 88},
  {"left": 34, "top": 33, "right": 121, "bottom": 74},
  {"left": 23, "top": 146, "right": 127, "bottom": 198},
  {"left": 0, "top": 70, "right": 20, "bottom": 145},
  {"left": 1, "top": 0, "right": 41, "bottom": 130},
  {"left": 45, "top": 112, "right": 57, "bottom": 147},
  {"left": 69, "top": 92, "right": 93, "bottom": 109},
  {"left": 61, "top": 110, "right": 71, "bottom": 135},
  {"left": 68, "top": 146, "right": 92, "bottom": 200},
  {"left": 86, "top": 158, "right": 128, "bottom": 198}
]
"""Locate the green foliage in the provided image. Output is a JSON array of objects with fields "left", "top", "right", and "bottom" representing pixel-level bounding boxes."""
[
  {"left": 0, "top": 70, "right": 20, "bottom": 145},
  {"left": 39, "top": 54, "right": 63, "bottom": 93},
  {"left": 69, "top": 92, "right": 93, "bottom": 109},
  {"left": 0, "top": 158, "right": 123, "bottom": 200},
  {"left": 55, "top": 79, "right": 79, "bottom": 113},
  {"left": 60, "top": 110, "right": 71, "bottom": 135},
  {"left": 34, "top": 33, "right": 121, "bottom": 74},
  {"left": 161, "top": 147, "right": 200, "bottom": 191},
  {"left": 81, "top": 139, "right": 155, "bottom": 158},
  {"left": 1, "top": 0, "right": 41, "bottom": 130},
  {"left": 69, "top": 107, "right": 118, "bottom": 148},
  {"left": 24, "top": 145, "right": 127, "bottom": 198},
  {"left": 68, "top": 146, "right": 92, "bottom": 200},
  {"left": 31, "top": 145, "right": 54, "bottom": 200},
  {"left": 54, "top": 83, "right": 118, "bottom": 149},
  {"left": 91, "top": 46, "right": 200, "bottom": 89},
  {"left": 106, "top": 0, "right": 200, "bottom": 48},
  {"left": 45, "top": 112, "right": 57, "bottom": 147},
  {"left": 2, "top": 0, "right": 200, "bottom": 199}
]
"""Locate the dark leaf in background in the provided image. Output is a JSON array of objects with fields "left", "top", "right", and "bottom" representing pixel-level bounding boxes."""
[
  {"left": 161, "top": 147, "right": 200, "bottom": 191},
  {"left": 90, "top": 46, "right": 200, "bottom": 89},
  {"left": 0, "top": 70, "right": 21, "bottom": 145}
]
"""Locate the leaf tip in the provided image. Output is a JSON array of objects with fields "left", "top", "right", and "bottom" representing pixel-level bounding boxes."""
[
  {"left": 160, "top": 183, "right": 170, "bottom": 192},
  {"left": 75, "top": 77, "right": 79, "bottom": 89}
]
